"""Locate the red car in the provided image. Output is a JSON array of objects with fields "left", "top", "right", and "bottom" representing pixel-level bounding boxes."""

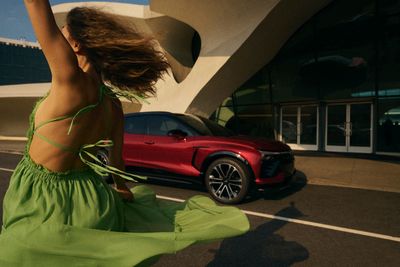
[{"left": 99, "top": 112, "right": 295, "bottom": 204}]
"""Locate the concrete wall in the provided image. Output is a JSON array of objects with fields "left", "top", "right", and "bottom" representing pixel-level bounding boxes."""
[{"left": 0, "top": 97, "right": 38, "bottom": 137}]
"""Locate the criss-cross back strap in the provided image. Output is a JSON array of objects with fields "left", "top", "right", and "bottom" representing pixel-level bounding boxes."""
[
  {"left": 31, "top": 84, "right": 148, "bottom": 182},
  {"left": 77, "top": 139, "right": 146, "bottom": 182},
  {"left": 34, "top": 131, "right": 80, "bottom": 154},
  {"left": 33, "top": 85, "right": 106, "bottom": 135}
]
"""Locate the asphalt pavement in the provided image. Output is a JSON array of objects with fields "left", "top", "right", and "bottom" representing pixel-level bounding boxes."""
[{"left": 0, "top": 151, "right": 399, "bottom": 266}]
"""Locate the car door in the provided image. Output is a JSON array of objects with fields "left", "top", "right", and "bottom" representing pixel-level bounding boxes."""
[
  {"left": 141, "top": 115, "right": 198, "bottom": 176},
  {"left": 123, "top": 115, "right": 148, "bottom": 166}
]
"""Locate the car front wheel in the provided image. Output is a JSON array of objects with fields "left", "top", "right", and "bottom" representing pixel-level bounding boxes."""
[{"left": 205, "top": 157, "right": 250, "bottom": 204}]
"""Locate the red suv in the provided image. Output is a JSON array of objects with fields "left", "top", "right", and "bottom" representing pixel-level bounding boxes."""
[{"left": 100, "top": 112, "right": 295, "bottom": 204}]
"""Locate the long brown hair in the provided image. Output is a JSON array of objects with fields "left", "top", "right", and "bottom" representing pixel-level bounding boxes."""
[{"left": 66, "top": 7, "right": 169, "bottom": 96}]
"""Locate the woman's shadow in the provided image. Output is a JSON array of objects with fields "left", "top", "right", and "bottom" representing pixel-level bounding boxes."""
[{"left": 207, "top": 202, "right": 309, "bottom": 266}]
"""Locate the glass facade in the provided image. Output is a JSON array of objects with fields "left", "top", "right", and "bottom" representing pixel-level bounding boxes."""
[
  {"left": 0, "top": 42, "right": 51, "bottom": 85},
  {"left": 212, "top": 0, "right": 400, "bottom": 154}
]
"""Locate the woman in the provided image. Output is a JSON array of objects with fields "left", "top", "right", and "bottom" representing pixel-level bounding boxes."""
[{"left": 0, "top": 1, "right": 249, "bottom": 266}]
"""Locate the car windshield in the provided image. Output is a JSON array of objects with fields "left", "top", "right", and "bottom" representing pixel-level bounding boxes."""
[{"left": 178, "top": 114, "right": 235, "bottom": 137}]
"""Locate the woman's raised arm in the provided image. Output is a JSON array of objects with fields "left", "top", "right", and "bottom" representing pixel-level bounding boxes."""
[{"left": 24, "top": 0, "right": 80, "bottom": 83}]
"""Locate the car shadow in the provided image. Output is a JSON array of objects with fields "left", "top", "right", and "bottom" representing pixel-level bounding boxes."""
[
  {"left": 207, "top": 202, "right": 309, "bottom": 266},
  {"left": 242, "top": 170, "right": 308, "bottom": 203},
  {"left": 131, "top": 170, "right": 308, "bottom": 204}
]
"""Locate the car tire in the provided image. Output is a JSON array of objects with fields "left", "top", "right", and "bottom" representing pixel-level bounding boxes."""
[
  {"left": 96, "top": 149, "right": 113, "bottom": 184},
  {"left": 205, "top": 157, "right": 251, "bottom": 204}
]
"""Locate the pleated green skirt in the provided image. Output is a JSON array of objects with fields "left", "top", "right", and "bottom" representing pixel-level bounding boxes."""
[{"left": 0, "top": 154, "right": 249, "bottom": 266}]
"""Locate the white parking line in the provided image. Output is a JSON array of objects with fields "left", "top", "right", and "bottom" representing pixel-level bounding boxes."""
[
  {"left": 1, "top": 164, "right": 399, "bottom": 243},
  {"left": 156, "top": 195, "right": 400, "bottom": 243}
]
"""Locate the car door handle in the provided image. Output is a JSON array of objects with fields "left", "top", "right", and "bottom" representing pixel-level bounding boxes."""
[{"left": 144, "top": 141, "right": 155, "bottom": 145}]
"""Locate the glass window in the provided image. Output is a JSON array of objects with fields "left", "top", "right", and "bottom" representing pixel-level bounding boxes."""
[
  {"left": 315, "top": 0, "right": 376, "bottom": 100},
  {"left": 147, "top": 115, "right": 194, "bottom": 136},
  {"left": 377, "top": 98, "right": 400, "bottom": 152},
  {"left": 281, "top": 106, "right": 298, "bottom": 143},
  {"left": 234, "top": 105, "right": 275, "bottom": 138},
  {"left": 378, "top": 14, "right": 400, "bottom": 97},
  {"left": 213, "top": 106, "right": 235, "bottom": 127},
  {"left": 0, "top": 43, "right": 50, "bottom": 85},
  {"left": 234, "top": 69, "right": 270, "bottom": 105},
  {"left": 221, "top": 96, "right": 234, "bottom": 107},
  {"left": 300, "top": 106, "right": 318, "bottom": 145},
  {"left": 124, "top": 116, "right": 146, "bottom": 134},
  {"left": 271, "top": 21, "right": 319, "bottom": 102},
  {"left": 379, "top": 0, "right": 400, "bottom": 16}
]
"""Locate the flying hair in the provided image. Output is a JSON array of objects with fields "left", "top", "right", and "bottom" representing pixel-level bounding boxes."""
[{"left": 66, "top": 7, "right": 169, "bottom": 97}]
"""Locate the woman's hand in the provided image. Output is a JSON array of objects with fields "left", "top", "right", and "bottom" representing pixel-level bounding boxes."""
[{"left": 112, "top": 183, "right": 134, "bottom": 202}]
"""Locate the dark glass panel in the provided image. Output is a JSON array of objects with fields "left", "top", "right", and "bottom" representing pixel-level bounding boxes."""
[
  {"left": 315, "top": 0, "right": 376, "bottom": 100},
  {"left": 0, "top": 43, "right": 50, "bottom": 85},
  {"left": 147, "top": 115, "right": 194, "bottom": 136},
  {"left": 350, "top": 103, "right": 371, "bottom": 147},
  {"left": 124, "top": 116, "right": 146, "bottom": 135},
  {"left": 272, "top": 22, "right": 318, "bottom": 102},
  {"left": 378, "top": 0, "right": 400, "bottom": 16},
  {"left": 234, "top": 70, "right": 270, "bottom": 105},
  {"left": 327, "top": 105, "right": 346, "bottom": 146},
  {"left": 377, "top": 98, "right": 400, "bottom": 152},
  {"left": 281, "top": 106, "right": 297, "bottom": 143},
  {"left": 300, "top": 106, "right": 318, "bottom": 145},
  {"left": 232, "top": 105, "right": 274, "bottom": 138},
  {"left": 378, "top": 14, "right": 400, "bottom": 97}
]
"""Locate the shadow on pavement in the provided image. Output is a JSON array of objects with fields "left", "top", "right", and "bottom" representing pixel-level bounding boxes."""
[
  {"left": 241, "top": 170, "right": 308, "bottom": 203},
  {"left": 133, "top": 170, "right": 308, "bottom": 204},
  {"left": 207, "top": 202, "right": 309, "bottom": 266}
]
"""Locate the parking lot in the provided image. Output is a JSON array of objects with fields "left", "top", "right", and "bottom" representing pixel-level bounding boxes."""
[{"left": 1, "top": 151, "right": 399, "bottom": 266}]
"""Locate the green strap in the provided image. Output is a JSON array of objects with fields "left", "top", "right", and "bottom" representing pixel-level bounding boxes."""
[
  {"left": 31, "top": 85, "right": 149, "bottom": 182},
  {"left": 34, "top": 131, "right": 79, "bottom": 154},
  {"left": 78, "top": 139, "right": 147, "bottom": 182},
  {"left": 34, "top": 115, "right": 72, "bottom": 132},
  {"left": 34, "top": 86, "right": 105, "bottom": 135}
]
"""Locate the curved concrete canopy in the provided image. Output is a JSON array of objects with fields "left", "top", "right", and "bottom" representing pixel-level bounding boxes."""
[{"left": 146, "top": 0, "right": 333, "bottom": 117}]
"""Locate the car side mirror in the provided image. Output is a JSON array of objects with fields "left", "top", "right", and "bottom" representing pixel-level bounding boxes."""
[{"left": 167, "top": 129, "right": 188, "bottom": 139}]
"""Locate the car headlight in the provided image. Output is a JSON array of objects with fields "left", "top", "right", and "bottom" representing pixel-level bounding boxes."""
[{"left": 259, "top": 150, "right": 293, "bottom": 161}]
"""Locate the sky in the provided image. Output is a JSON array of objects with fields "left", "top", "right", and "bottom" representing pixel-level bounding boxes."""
[{"left": 0, "top": 0, "right": 149, "bottom": 42}]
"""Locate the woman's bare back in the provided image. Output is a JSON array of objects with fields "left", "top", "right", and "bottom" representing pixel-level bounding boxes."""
[{"left": 28, "top": 83, "right": 120, "bottom": 173}]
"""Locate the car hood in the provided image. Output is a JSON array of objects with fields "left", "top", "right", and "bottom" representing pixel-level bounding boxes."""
[{"left": 208, "top": 135, "right": 291, "bottom": 152}]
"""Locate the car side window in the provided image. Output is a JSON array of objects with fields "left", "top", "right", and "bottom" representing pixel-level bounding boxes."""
[
  {"left": 147, "top": 115, "right": 194, "bottom": 136},
  {"left": 124, "top": 116, "right": 146, "bottom": 134}
]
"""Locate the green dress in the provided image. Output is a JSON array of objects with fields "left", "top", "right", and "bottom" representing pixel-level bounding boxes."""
[{"left": 0, "top": 85, "right": 249, "bottom": 267}]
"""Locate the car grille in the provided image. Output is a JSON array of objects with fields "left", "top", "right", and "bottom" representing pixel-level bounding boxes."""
[{"left": 260, "top": 152, "right": 294, "bottom": 178}]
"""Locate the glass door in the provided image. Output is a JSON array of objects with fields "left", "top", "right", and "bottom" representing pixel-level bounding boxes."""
[
  {"left": 349, "top": 103, "right": 372, "bottom": 153},
  {"left": 325, "top": 103, "right": 372, "bottom": 153},
  {"left": 326, "top": 104, "right": 347, "bottom": 152},
  {"left": 281, "top": 105, "right": 318, "bottom": 150}
]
